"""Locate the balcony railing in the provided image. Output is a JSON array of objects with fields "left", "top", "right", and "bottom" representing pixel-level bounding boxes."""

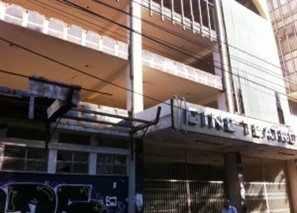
[{"left": 141, "top": 0, "right": 216, "bottom": 40}]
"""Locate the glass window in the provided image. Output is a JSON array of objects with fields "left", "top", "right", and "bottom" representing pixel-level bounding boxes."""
[
  {"left": 56, "top": 150, "right": 89, "bottom": 174},
  {"left": 59, "top": 133, "right": 91, "bottom": 145},
  {"left": 96, "top": 154, "right": 127, "bottom": 175},
  {"left": 95, "top": 136, "right": 128, "bottom": 148},
  {"left": 2, "top": 146, "right": 47, "bottom": 172}
]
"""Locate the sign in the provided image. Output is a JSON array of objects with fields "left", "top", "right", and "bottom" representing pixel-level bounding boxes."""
[{"left": 172, "top": 100, "right": 297, "bottom": 149}]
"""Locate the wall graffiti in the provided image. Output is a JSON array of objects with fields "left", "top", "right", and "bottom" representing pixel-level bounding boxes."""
[{"left": 0, "top": 172, "right": 128, "bottom": 213}]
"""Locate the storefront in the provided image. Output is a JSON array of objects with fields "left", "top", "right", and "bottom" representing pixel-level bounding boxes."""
[{"left": 138, "top": 98, "right": 297, "bottom": 213}]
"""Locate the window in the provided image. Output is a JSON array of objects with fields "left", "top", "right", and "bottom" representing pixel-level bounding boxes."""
[
  {"left": 59, "top": 132, "right": 91, "bottom": 145},
  {"left": 275, "top": 92, "right": 285, "bottom": 124},
  {"left": 57, "top": 151, "right": 89, "bottom": 174},
  {"left": 96, "top": 154, "right": 127, "bottom": 175},
  {"left": 2, "top": 146, "right": 47, "bottom": 172},
  {"left": 95, "top": 135, "right": 128, "bottom": 148}
]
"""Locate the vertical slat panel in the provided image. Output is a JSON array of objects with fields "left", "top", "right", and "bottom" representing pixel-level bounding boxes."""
[
  {"left": 197, "top": 0, "right": 203, "bottom": 34},
  {"left": 180, "top": 0, "right": 185, "bottom": 29},
  {"left": 205, "top": 0, "right": 212, "bottom": 38},
  {"left": 171, "top": 0, "right": 175, "bottom": 24},
  {"left": 161, "top": 0, "right": 164, "bottom": 21},
  {"left": 189, "top": 0, "right": 195, "bottom": 32}
]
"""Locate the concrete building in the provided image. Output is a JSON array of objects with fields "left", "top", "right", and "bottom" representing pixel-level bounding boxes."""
[
  {"left": 0, "top": 0, "right": 296, "bottom": 213},
  {"left": 267, "top": 0, "right": 297, "bottom": 124}
]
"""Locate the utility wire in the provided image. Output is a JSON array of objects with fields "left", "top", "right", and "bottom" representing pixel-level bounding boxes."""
[
  {"left": 94, "top": 0, "right": 295, "bottom": 85},
  {"left": 0, "top": 69, "right": 112, "bottom": 96},
  {"left": 1, "top": 0, "right": 297, "bottom": 115},
  {"left": 2, "top": 32, "right": 297, "bottom": 124},
  {"left": 59, "top": 0, "right": 297, "bottom": 100},
  {"left": 0, "top": 37, "right": 165, "bottom": 105},
  {"left": 28, "top": 0, "right": 297, "bottom": 88},
  {"left": 1, "top": 35, "right": 296, "bottom": 107}
]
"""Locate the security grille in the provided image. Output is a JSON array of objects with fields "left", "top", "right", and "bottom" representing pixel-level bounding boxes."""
[
  {"left": 144, "top": 180, "right": 224, "bottom": 213},
  {"left": 245, "top": 182, "right": 290, "bottom": 213},
  {"left": 143, "top": 148, "right": 225, "bottom": 213}
]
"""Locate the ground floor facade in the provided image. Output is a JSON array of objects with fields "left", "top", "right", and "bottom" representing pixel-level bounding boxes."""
[
  {"left": 0, "top": 98, "right": 297, "bottom": 213},
  {"left": 0, "top": 135, "right": 295, "bottom": 213},
  {"left": 142, "top": 143, "right": 292, "bottom": 213}
]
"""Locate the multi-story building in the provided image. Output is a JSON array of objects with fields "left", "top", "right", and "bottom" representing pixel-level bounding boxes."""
[
  {"left": 267, "top": 0, "right": 297, "bottom": 123},
  {"left": 0, "top": 0, "right": 296, "bottom": 212}
]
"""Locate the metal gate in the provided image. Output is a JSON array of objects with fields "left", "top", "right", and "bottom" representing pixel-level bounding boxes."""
[
  {"left": 245, "top": 182, "right": 290, "bottom": 213},
  {"left": 143, "top": 180, "right": 224, "bottom": 213}
]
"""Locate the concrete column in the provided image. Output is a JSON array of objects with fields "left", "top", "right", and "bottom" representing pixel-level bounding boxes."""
[
  {"left": 89, "top": 135, "right": 97, "bottom": 175},
  {"left": 48, "top": 149, "right": 57, "bottom": 173},
  {"left": 47, "top": 132, "right": 59, "bottom": 173},
  {"left": 127, "top": 0, "right": 143, "bottom": 114},
  {"left": 224, "top": 152, "right": 246, "bottom": 213},
  {"left": 127, "top": 1, "right": 143, "bottom": 213},
  {"left": 285, "top": 160, "right": 297, "bottom": 212},
  {"left": 0, "top": 145, "right": 4, "bottom": 170},
  {"left": 214, "top": 0, "right": 235, "bottom": 113},
  {"left": 128, "top": 136, "right": 136, "bottom": 213}
]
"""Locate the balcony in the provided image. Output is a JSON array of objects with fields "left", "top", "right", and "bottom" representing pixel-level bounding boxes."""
[{"left": 0, "top": 0, "right": 222, "bottom": 110}]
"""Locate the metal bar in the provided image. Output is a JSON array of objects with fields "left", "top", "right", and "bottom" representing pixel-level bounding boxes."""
[
  {"left": 181, "top": 0, "right": 186, "bottom": 29},
  {"left": 197, "top": 0, "right": 203, "bottom": 34},
  {"left": 70, "top": 107, "right": 160, "bottom": 125},
  {"left": 205, "top": 0, "right": 212, "bottom": 38},
  {"left": 63, "top": 115, "right": 131, "bottom": 128},
  {"left": 161, "top": 0, "right": 164, "bottom": 21},
  {"left": 189, "top": 0, "right": 195, "bottom": 32},
  {"left": 149, "top": 0, "right": 153, "bottom": 16},
  {"left": 171, "top": 0, "right": 175, "bottom": 24}
]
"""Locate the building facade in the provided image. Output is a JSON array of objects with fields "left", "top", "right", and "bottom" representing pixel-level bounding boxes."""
[
  {"left": 267, "top": 0, "right": 297, "bottom": 124},
  {"left": 0, "top": 0, "right": 296, "bottom": 213}
]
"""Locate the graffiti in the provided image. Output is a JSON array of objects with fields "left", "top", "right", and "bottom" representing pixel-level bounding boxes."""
[
  {"left": 0, "top": 173, "right": 128, "bottom": 213},
  {"left": 5, "top": 183, "right": 57, "bottom": 213},
  {"left": 115, "top": 202, "right": 127, "bottom": 213},
  {"left": 0, "top": 187, "right": 6, "bottom": 213}
]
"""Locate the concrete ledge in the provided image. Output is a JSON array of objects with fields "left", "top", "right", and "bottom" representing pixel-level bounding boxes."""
[
  {"left": 142, "top": 50, "right": 223, "bottom": 90},
  {"left": 0, "top": 3, "right": 129, "bottom": 60},
  {"left": 0, "top": 1, "right": 222, "bottom": 91}
]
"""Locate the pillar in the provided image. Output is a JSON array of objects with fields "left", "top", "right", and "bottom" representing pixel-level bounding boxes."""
[
  {"left": 47, "top": 131, "right": 59, "bottom": 173},
  {"left": 224, "top": 152, "right": 246, "bottom": 213},
  {"left": 214, "top": 0, "right": 235, "bottom": 113},
  {"left": 285, "top": 160, "right": 297, "bottom": 212},
  {"left": 127, "top": 1, "right": 143, "bottom": 213}
]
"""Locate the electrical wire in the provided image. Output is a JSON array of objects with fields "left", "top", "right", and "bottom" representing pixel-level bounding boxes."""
[
  {"left": 93, "top": 0, "right": 296, "bottom": 86},
  {"left": 0, "top": 69, "right": 112, "bottom": 96},
  {"left": 20, "top": 0, "right": 297, "bottom": 89},
  {"left": 1, "top": 0, "right": 297, "bottom": 117},
  {"left": 59, "top": 0, "right": 297, "bottom": 100},
  {"left": 1, "top": 35, "right": 296, "bottom": 109}
]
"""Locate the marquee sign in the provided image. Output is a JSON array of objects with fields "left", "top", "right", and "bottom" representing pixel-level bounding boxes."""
[{"left": 172, "top": 100, "right": 297, "bottom": 150}]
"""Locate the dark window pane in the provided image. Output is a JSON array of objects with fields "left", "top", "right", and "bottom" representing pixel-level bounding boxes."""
[
  {"left": 27, "top": 161, "right": 47, "bottom": 172},
  {"left": 97, "top": 165, "right": 112, "bottom": 174},
  {"left": 4, "top": 146, "right": 25, "bottom": 158},
  {"left": 2, "top": 159, "right": 25, "bottom": 170},
  {"left": 113, "top": 166, "right": 126, "bottom": 175},
  {"left": 74, "top": 153, "right": 89, "bottom": 162},
  {"left": 58, "top": 151, "right": 72, "bottom": 161},
  {"left": 73, "top": 163, "right": 88, "bottom": 174},
  {"left": 27, "top": 148, "right": 47, "bottom": 160}
]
